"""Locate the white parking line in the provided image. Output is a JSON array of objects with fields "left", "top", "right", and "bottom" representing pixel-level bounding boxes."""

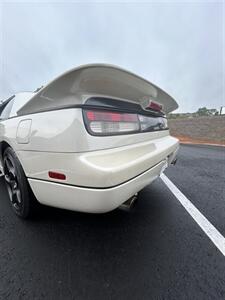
[{"left": 161, "top": 173, "right": 225, "bottom": 257}]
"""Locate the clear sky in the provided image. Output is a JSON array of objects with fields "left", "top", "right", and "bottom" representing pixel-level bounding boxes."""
[{"left": 0, "top": 0, "right": 224, "bottom": 112}]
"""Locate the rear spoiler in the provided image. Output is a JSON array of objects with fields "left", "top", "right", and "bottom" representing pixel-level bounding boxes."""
[{"left": 18, "top": 64, "right": 178, "bottom": 116}]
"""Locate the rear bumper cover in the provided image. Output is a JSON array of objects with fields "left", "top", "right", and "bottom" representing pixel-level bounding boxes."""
[
  {"left": 29, "top": 159, "right": 168, "bottom": 213},
  {"left": 18, "top": 135, "right": 179, "bottom": 188}
]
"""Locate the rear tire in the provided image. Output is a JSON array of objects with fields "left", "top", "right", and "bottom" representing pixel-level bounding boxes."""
[{"left": 3, "top": 147, "right": 37, "bottom": 219}]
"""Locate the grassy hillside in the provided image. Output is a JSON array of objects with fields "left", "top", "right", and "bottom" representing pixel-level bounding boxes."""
[{"left": 168, "top": 116, "right": 225, "bottom": 145}]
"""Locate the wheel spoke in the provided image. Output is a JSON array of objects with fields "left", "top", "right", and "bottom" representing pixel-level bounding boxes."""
[
  {"left": 16, "top": 189, "right": 22, "bottom": 204},
  {"left": 4, "top": 174, "right": 11, "bottom": 183},
  {"left": 5, "top": 157, "right": 16, "bottom": 178},
  {"left": 4, "top": 157, "right": 11, "bottom": 170},
  {"left": 11, "top": 187, "right": 17, "bottom": 196},
  {"left": 5, "top": 157, "right": 13, "bottom": 173}
]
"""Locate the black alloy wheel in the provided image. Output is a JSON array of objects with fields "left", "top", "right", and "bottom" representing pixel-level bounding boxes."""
[{"left": 3, "top": 147, "right": 37, "bottom": 218}]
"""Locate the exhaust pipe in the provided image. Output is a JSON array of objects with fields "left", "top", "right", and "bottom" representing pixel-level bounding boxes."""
[
  {"left": 120, "top": 193, "right": 138, "bottom": 211},
  {"left": 171, "top": 158, "right": 177, "bottom": 165}
]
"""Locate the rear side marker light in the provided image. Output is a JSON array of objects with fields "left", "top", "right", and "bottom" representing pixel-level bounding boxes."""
[{"left": 48, "top": 171, "right": 66, "bottom": 180}]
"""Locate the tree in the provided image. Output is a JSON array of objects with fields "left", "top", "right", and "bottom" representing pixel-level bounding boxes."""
[
  {"left": 196, "top": 107, "right": 208, "bottom": 116},
  {"left": 196, "top": 107, "right": 218, "bottom": 116}
]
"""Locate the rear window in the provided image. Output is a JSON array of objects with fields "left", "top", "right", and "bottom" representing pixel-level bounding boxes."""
[
  {"left": 9, "top": 95, "right": 32, "bottom": 118},
  {"left": 0, "top": 96, "right": 15, "bottom": 120}
]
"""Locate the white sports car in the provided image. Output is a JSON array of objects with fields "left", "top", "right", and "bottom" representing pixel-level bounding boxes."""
[{"left": 0, "top": 64, "right": 179, "bottom": 218}]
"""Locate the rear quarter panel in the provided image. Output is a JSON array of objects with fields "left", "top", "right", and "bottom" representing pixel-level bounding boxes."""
[{"left": 0, "top": 108, "right": 171, "bottom": 153}]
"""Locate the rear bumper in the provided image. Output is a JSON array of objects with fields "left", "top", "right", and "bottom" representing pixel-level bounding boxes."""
[
  {"left": 28, "top": 159, "right": 168, "bottom": 213},
  {"left": 18, "top": 135, "right": 179, "bottom": 188}
]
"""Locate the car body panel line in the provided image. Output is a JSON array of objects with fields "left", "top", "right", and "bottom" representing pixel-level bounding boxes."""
[{"left": 26, "top": 159, "right": 166, "bottom": 190}]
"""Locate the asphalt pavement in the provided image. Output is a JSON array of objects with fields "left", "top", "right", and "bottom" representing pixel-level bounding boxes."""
[{"left": 0, "top": 144, "right": 225, "bottom": 300}]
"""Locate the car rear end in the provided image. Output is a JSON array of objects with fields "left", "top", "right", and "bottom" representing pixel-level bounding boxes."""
[{"left": 16, "top": 64, "right": 179, "bottom": 213}]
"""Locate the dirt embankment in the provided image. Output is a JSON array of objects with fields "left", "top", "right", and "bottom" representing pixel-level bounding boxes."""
[{"left": 168, "top": 116, "right": 225, "bottom": 146}]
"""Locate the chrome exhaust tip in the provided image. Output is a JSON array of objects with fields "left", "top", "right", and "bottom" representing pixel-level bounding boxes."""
[
  {"left": 171, "top": 158, "right": 177, "bottom": 165},
  {"left": 120, "top": 193, "right": 138, "bottom": 211}
]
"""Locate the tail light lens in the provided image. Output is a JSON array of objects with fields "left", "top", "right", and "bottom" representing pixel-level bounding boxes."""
[
  {"left": 84, "top": 110, "right": 140, "bottom": 135},
  {"left": 83, "top": 109, "right": 168, "bottom": 136},
  {"left": 138, "top": 115, "right": 168, "bottom": 131}
]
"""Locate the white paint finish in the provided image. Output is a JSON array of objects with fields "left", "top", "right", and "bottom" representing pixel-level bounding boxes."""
[
  {"left": 0, "top": 108, "right": 172, "bottom": 153},
  {"left": 0, "top": 109, "right": 78, "bottom": 152},
  {"left": 161, "top": 174, "right": 225, "bottom": 257},
  {"left": 17, "top": 136, "right": 178, "bottom": 187},
  {"left": 18, "top": 64, "right": 178, "bottom": 116},
  {"left": 29, "top": 160, "right": 167, "bottom": 213},
  {"left": 16, "top": 119, "right": 32, "bottom": 144}
]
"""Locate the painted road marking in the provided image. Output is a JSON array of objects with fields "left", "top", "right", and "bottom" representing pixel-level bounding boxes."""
[{"left": 161, "top": 173, "right": 225, "bottom": 257}]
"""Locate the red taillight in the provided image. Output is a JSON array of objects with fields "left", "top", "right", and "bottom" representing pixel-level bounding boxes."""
[
  {"left": 84, "top": 110, "right": 139, "bottom": 135},
  {"left": 48, "top": 171, "right": 66, "bottom": 180},
  {"left": 86, "top": 111, "right": 95, "bottom": 120},
  {"left": 86, "top": 111, "right": 138, "bottom": 122},
  {"left": 83, "top": 109, "right": 168, "bottom": 136}
]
